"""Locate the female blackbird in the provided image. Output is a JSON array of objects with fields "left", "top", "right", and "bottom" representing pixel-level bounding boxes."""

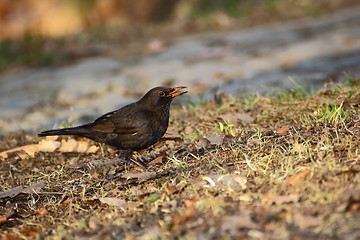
[{"left": 38, "top": 86, "right": 187, "bottom": 152}]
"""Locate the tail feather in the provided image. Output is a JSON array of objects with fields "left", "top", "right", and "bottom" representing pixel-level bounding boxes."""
[{"left": 38, "top": 126, "right": 87, "bottom": 137}]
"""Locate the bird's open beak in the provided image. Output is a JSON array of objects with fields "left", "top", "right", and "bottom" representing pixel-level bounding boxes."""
[{"left": 167, "top": 86, "right": 188, "bottom": 97}]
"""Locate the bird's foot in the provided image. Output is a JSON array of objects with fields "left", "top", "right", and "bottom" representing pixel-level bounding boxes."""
[{"left": 111, "top": 151, "right": 147, "bottom": 169}]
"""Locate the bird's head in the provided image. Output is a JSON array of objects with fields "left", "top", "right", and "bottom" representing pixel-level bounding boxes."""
[{"left": 139, "top": 86, "right": 188, "bottom": 109}]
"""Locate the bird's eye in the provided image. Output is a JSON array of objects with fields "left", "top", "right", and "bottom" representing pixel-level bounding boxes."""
[{"left": 158, "top": 91, "right": 166, "bottom": 97}]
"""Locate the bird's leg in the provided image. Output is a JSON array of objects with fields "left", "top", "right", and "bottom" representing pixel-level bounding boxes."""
[
  {"left": 127, "top": 151, "right": 147, "bottom": 169},
  {"left": 109, "top": 150, "right": 132, "bottom": 165},
  {"left": 124, "top": 150, "right": 134, "bottom": 160},
  {"left": 111, "top": 150, "right": 147, "bottom": 169}
]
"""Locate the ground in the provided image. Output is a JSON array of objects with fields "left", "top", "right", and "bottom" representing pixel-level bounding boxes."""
[{"left": 0, "top": 81, "right": 359, "bottom": 239}]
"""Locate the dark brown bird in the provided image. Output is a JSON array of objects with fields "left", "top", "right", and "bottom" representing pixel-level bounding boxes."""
[{"left": 38, "top": 86, "right": 187, "bottom": 154}]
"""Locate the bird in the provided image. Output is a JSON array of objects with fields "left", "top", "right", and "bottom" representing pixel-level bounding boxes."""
[{"left": 38, "top": 86, "right": 188, "bottom": 157}]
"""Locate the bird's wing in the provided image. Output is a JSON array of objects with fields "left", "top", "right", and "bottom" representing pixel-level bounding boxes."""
[{"left": 89, "top": 109, "right": 140, "bottom": 135}]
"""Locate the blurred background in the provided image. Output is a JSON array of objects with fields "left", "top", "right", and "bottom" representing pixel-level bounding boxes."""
[
  {"left": 1, "top": 0, "right": 356, "bottom": 38},
  {"left": 0, "top": 0, "right": 360, "bottom": 132}
]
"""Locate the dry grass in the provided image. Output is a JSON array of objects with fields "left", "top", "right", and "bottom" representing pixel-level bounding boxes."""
[{"left": 0, "top": 83, "right": 359, "bottom": 239}]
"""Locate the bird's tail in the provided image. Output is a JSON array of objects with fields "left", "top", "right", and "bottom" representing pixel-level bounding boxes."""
[{"left": 38, "top": 126, "right": 88, "bottom": 137}]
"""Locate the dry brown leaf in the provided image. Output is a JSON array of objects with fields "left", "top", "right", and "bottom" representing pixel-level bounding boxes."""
[
  {"left": 34, "top": 209, "right": 48, "bottom": 216},
  {"left": 293, "top": 213, "right": 321, "bottom": 229},
  {"left": 285, "top": 170, "right": 311, "bottom": 184},
  {"left": 149, "top": 155, "right": 166, "bottom": 165},
  {"left": 174, "top": 209, "right": 198, "bottom": 224},
  {"left": 207, "top": 135, "right": 225, "bottom": 145},
  {"left": 0, "top": 186, "right": 24, "bottom": 198},
  {"left": 166, "top": 184, "right": 178, "bottom": 194},
  {"left": 203, "top": 134, "right": 235, "bottom": 146},
  {"left": 87, "top": 145, "right": 99, "bottom": 153},
  {"left": 220, "top": 113, "right": 254, "bottom": 124},
  {"left": 183, "top": 196, "right": 200, "bottom": 207},
  {"left": 163, "top": 132, "right": 182, "bottom": 139},
  {"left": 122, "top": 172, "right": 157, "bottom": 180},
  {"left": 196, "top": 138, "right": 211, "bottom": 148},
  {"left": 315, "top": 97, "right": 328, "bottom": 104},
  {"left": 74, "top": 140, "right": 90, "bottom": 152},
  {"left": 0, "top": 211, "right": 18, "bottom": 225},
  {"left": 58, "top": 138, "right": 77, "bottom": 152},
  {"left": 183, "top": 126, "right": 193, "bottom": 135},
  {"left": 0, "top": 136, "right": 98, "bottom": 160},
  {"left": 58, "top": 138, "right": 99, "bottom": 153},
  {"left": 99, "top": 197, "right": 134, "bottom": 210},
  {"left": 223, "top": 134, "right": 235, "bottom": 144},
  {"left": 200, "top": 174, "right": 247, "bottom": 192},
  {"left": 291, "top": 143, "right": 307, "bottom": 154},
  {"left": 264, "top": 193, "right": 300, "bottom": 205},
  {"left": 38, "top": 139, "right": 61, "bottom": 152},
  {"left": 221, "top": 214, "right": 259, "bottom": 232},
  {"left": 338, "top": 188, "right": 360, "bottom": 213},
  {"left": 146, "top": 39, "right": 166, "bottom": 53},
  {"left": 0, "top": 182, "right": 45, "bottom": 198},
  {"left": 20, "top": 226, "right": 40, "bottom": 236},
  {"left": 275, "top": 125, "right": 290, "bottom": 135},
  {"left": 22, "top": 182, "right": 45, "bottom": 193},
  {"left": 0, "top": 144, "right": 39, "bottom": 159}
]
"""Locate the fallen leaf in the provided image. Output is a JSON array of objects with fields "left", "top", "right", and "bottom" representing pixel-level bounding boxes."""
[
  {"left": 236, "top": 113, "right": 255, "bottom": 123},
  {"left": 87, "top": 145, "right": 100, "bottom": 153},
  {"left": 0, "top": 144, "right": 40, "bottom": 159},
  {"left": 202, "top": 134, "right": 235, "bottom": 145},
  {"left": 22, "top": 182, "right": 45, "bottom": 193},
  {"left": 0, "top": 186, "right": 23, "bottom": 199},
  {"left": 293, "top": 213, "right": 321, "bottom": 229},
  {"left": 149, "top": 155, "right": 166, "bottom": 164},
  {"left": 196, "top": 138, "right": 211, "bottom": 148},
  {"left": 20, "top": 226, "right": 39, "bottom": 236},
  {"left": 184, "top": 126, "right": 193, "bottom": 135},
  {"left": 223, "top": 134, "right": 235, "bottom": 144},
  {"left": 275, "top": 126, "right": 290, "bottom": 135},
  {"left": 58, "top": 138, "right": 96, "bottom": 153},
  {"left": 146, "top": 38, "right": 166, "bottom": 53},
  {"left": 166, "top": 184, "right": 178, "bottom": 194},
  {"left": 174, "top": 209, "right": 198, "bottom": 224},
  {"left": 221, "top": 214, "right": 259, "bottom": 233},
  {"left": 291, "top": 143, "right": 307, "bottom": 154},
  {"left": 58, "top": 138, "right": 77, "bottom": 152},
  {"left": 0, "top": 136, "right": 98, "bottom": 160},
  {"left": 220, "top": 113, "right": 254, "bottom": 124},
  {"left": 33, "top": 209, "right": 48, "bottom": 216},
  {"left": 340, "top": 188, "right": 360, "bottom": 202},
  {"left": 183, "top": 196, "right": 200, "bottom": 207},
  {"left": 285, "top": 170, "right": 311, "bottom": 185},
  {"left": 0, "top": 211, "right": 18, "bottom": 225},
  {"left": 337, "top": 166, "right": 360, "bottom": 176},
  {"left": 75, "top": 140, "right": 91, "bottom": 152},
  {"left": 99, "top": 197, "right": 133, "bottom": 210},
  {"left": 0, "top": 182, "right": 45, "bottom": 199},
  {"left": 336, "top": 188, "right": 360, "bottom": 213},
  {"left": 163, "top": 132, "right": 182, "bottom": 139},
  {"left": 38, "top": 138, "right": 61, "bottom": 152},
  {"left": 1, "top": 234, "right": 21, "bottom": 240},
  {"left": 315, "top": 97, "right": 328, "bottom": 104},
  {"left": 122, "top": 172, "right": 157, "bottom": 180},
  {"left": 206, "top": 135, "right": 226, "bottom": 145},
  {"left": 199, "top": 174, "right": 247, "bottom": 192},
  {"left": 264, "top": 193, "right": 300, "bottom": 205},
  {"left": 0, "top": 136, "right": 62, "bottom": 159}
]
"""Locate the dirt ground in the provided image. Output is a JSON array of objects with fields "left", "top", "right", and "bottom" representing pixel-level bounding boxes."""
[{"left": 0, "top": 82, "right": 359, "bottom": 239}]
